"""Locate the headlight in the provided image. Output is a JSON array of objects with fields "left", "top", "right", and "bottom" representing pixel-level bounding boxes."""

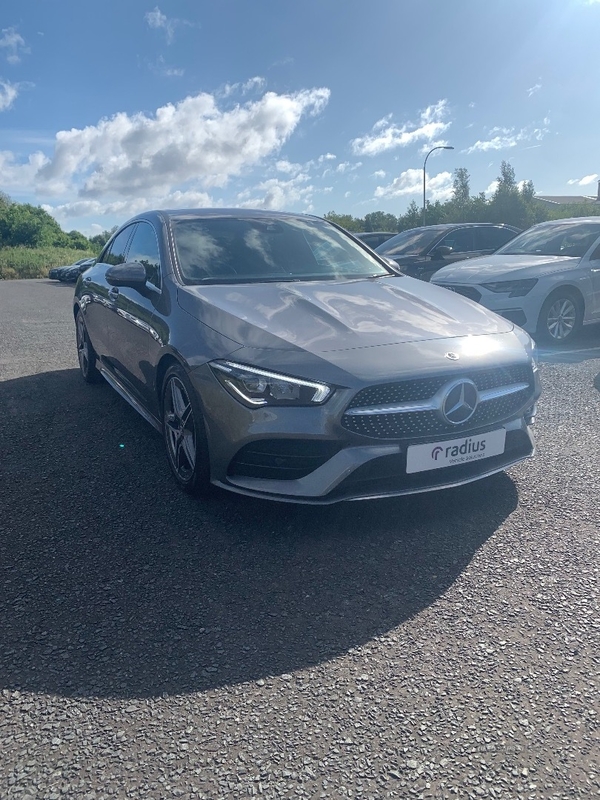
[
  {"left": 514, "top": 327, "right": 538, "bottom": 371},
  {"left": 210, "top": 360, "right": 333, "bottom": 407},
  {"left": 481, "top": 278, "right": 538, "bottom": 297}
]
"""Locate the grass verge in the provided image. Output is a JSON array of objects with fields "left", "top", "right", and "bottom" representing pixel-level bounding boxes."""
[{"left": 0, "top": 247, "right": 97, "bottom": 280}]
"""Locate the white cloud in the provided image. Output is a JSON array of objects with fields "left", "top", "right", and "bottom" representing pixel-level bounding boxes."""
[
  {"left": 372, "top": 170, "right": 386, "bottom": 179},
  {"left": 275, "top": 159, "right": 303, "bottom": 175},
  {"left": 485, "top": 180, "right": 499, "bottom": 196},
  {"left": 527, "top": 82, "right": 542, "bottom": 97},
  {"left": 0, "top": 149, "right": 49, "bottom": 188},
  {"left": 374, "top": 168, "right": 452, "bottom": 201},
  {"left": 222, "top": 76, "right": 266, "bottom": 97},
  {"left": 149, "top": 55, "right": 184, "bottom": 77},
  {"left": 351, "top": 100, "right": 451, "bottom": 157},
  {"left": 317, "top": 152, "right": 336, "bottom": 163},
  {"left": 567, "top": 173, "right": 598, "bottom": 186},
  {"left": 464, "top": 123, "right": 548, "bottom": 154},
  {"left": 344, "top": 191, "right": 351, "bottom": 198},
  {"left": 0, "top": 79, "right": 19, "bottom": 111},
  {"left": 418, "top": 139, "right": 450, "bottom": 156},
  {"left": 236, "top": 174, "right": 312, "bottom": 210},
  {"left": 34, "top": 86, "right": 330, "bottom": 200},
  {"left": 336, "top": 161, "right": 362, "bottom": 173},
  {"left": 44, "top": 189, "right": 216, "bottom": 224},
  {"left": 144, "top": 7, "right": 195, "bottom": 44},
  {"left": 0, "top": 27, "right": 29, "bottom": 64}
]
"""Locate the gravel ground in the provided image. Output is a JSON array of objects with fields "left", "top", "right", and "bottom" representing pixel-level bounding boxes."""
[{"left": 1, "top": 279, "right": 599, "bottom": 799}]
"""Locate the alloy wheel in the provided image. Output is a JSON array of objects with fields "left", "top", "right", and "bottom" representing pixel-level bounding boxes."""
[
  {"left": 164, "top": 376, "right": 197, "bottom": 481},
  {"left": 546, "top": 297, "right": 577, "bottom": 341},
  {"left": 76, "top": 314, "right": 90, "bottom": 376}
]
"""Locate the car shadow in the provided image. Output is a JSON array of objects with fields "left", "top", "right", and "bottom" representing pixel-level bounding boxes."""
[
  {"left": 537, "top": 324, "right": 600, "bottom": 364},
  {"left": 0, "top": 369, "right": 519, "bottom": 699}
]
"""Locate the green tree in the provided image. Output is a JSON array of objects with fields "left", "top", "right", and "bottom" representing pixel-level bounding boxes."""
[
  {"left": 323, "top": 211, "right": 364, "bottom": 232},
  {"left": 397, "top": 200, "right": 422, "bottom": 231},
  {"left": 452, "top": 167, "right": 471, "bottom": 207},
  {"left": 488, "top": 161, "right": 535, "bottom": 228},
  {"left": 89, "top": 226, "right": 118, "bottom": 249},
  {"left": 0, "top": 201, "right": 92, "bottom": 249},
  {"left": 67, "top": 229, "right": 93, "bottom": 250},
  {"left": 364, "top": 211, "right": 398, "bottom": 232}
]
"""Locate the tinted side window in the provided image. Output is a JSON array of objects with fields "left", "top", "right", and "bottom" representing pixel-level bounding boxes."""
[
  {"left": 589, "top": 243, "right": 600, "bottom": 260},
  {"left": 437, "top": 228, "right": 474, "bottom": 253},
  {"left": 127, "top": 222, "right": 162, "bottom": 288},
  {"left": 476, "top": 227, "right": 516, "bottom": 251},
  {"left": 104, "top": 226, "right": 133, "bottom": 266}
]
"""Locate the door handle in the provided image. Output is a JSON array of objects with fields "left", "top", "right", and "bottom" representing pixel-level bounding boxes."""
[{"left": 591, "top": 267, "right": 600, "bottom": 273}]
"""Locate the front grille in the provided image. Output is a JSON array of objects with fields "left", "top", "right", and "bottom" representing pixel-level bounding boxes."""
[
  {"left": 342, "top": 365, "right": 534, "bottom": 440},
  {"left": 228, "top": 439, "right": 340, "bottom": 480},
  {"left": 438, "top": 284, "right": 482, "bottom": 303}
]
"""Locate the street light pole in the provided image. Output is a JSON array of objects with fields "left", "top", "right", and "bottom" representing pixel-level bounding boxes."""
[{"left": 422, "top": 145, "right": 454, "bottom": 227}]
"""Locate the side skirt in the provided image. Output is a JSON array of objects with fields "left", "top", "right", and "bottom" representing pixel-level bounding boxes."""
[{"left": 99, "top": 365, "right": 162, "bottom": 432}]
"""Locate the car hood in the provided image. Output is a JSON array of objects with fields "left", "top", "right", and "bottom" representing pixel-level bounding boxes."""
[
  {"left": 431, "top": 254, "right": 580, "bottom": 283},
  {"left": 178, "top": 276, "right": 512, "bottom": 355}
]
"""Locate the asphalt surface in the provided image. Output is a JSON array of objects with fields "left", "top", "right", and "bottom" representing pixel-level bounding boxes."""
[{"left": 1, "top": 279, "right": 599, "bottom": 799}]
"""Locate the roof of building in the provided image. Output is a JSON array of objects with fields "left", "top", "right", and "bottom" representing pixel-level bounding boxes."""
[{"left": 535, "top": 195, "right": 598, "bottom": 205}]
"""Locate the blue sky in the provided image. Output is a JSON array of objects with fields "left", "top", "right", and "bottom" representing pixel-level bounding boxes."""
[{"left": 2, "top": 0, "right": 600, "bottom": 235}]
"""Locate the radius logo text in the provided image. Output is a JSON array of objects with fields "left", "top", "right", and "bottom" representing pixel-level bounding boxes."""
[{"left": 435, "top": 437, "right": 487, "bottom": 461}]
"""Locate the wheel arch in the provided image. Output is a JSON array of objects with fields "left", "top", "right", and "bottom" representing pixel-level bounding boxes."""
[
  {"left": 542, "top": 282, "right": 585, "bottom": 311},
  {"left": 155, "top": 351, "right": 189, "bottom": 401}
]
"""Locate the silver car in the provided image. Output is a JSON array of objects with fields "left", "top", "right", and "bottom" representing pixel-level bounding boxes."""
[
  {"left": 431, "top": 217, "right": 600, "bottom": 344},
  {"left": 74, "top": 209, "right": 541, "bottom": 504}
]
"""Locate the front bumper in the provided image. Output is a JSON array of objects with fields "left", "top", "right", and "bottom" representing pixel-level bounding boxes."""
[{"left": 189, "top": 364, "right": 539, "bottom": 505}]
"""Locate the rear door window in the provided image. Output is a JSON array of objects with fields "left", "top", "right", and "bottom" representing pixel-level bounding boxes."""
[
  {"left": 437, "top": 228, "right": 474, "bottom": 253},
  {"left": 475, "top": 227, "right": 517, "bottom": 251}
]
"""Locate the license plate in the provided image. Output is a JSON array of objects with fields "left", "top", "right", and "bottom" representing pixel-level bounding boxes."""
[{"left": 406, "top": 429, "right": 506, "bottom": 474}]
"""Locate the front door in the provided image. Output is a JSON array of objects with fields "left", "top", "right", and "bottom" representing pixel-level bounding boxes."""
[{"left": 106, "top": 221, "right": 164, "bottom": 405}]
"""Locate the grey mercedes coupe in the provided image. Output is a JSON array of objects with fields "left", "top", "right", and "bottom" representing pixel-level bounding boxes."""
[{"left": 73, "top": 209, "right": 541, "bottom": 504}]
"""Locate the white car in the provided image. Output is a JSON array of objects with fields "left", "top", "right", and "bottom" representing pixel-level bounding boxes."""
[{"left": 431, "top": 217, "right": 600, "bottom": 344}]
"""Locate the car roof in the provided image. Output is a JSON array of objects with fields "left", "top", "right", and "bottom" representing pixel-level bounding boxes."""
[
  {"left": 129, "top": 208, "right": 322, "bottom": 225},
  {"left": 531, "top": 217, "right": 600, "bottom": 227},
  {"left": 399, "top": 223, "right": 521, "bottom": 232}
]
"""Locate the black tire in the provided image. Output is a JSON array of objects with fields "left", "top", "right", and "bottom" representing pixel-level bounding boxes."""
[
  {"left": 75, "top": 311, "right": 102, "bottom": 383},
  {"left": 161, "top": 364, "right": 212, "bottom": 495},
  {"left": 536, "top": 290, "right": 583, "bottom": 345}
]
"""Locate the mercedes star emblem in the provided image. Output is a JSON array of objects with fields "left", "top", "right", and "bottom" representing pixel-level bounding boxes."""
[{"left": 440, "top": 379, "right": 479, "bottom": 425}]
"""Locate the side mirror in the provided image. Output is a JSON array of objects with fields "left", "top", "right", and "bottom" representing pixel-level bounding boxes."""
[
  {"left": 382, "top": 257, "right": 403, "bottom": 273},
  {"left": 431, "top": 245, "right": 453, "bottom": 260},
  {"left": 106, "top": 261, "right": 147, "bottom": 289}
]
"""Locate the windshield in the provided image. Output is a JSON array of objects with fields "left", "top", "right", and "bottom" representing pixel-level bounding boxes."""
[
  {"left": 497, "top": 221, "right": 600, "bottom": 258},
  {"left": 375, "top": 228, "right": 442, "bottom": 257},
  {"left": 171, "top": 215, "right": 392, "bottom": 284}
]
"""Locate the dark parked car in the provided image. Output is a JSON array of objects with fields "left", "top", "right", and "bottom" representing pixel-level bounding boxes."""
[
  {"left": 74, "top": 209, "right": 540, "bottom": 504},
  {"left": 375, "top": 223, "right": 521, "bottom": 282},
  {"left": 49, "top": 257, "right": 96, "bottom": 282},
  {"left": 354, "top": 231, "right": 397, "bottom": 249}
]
